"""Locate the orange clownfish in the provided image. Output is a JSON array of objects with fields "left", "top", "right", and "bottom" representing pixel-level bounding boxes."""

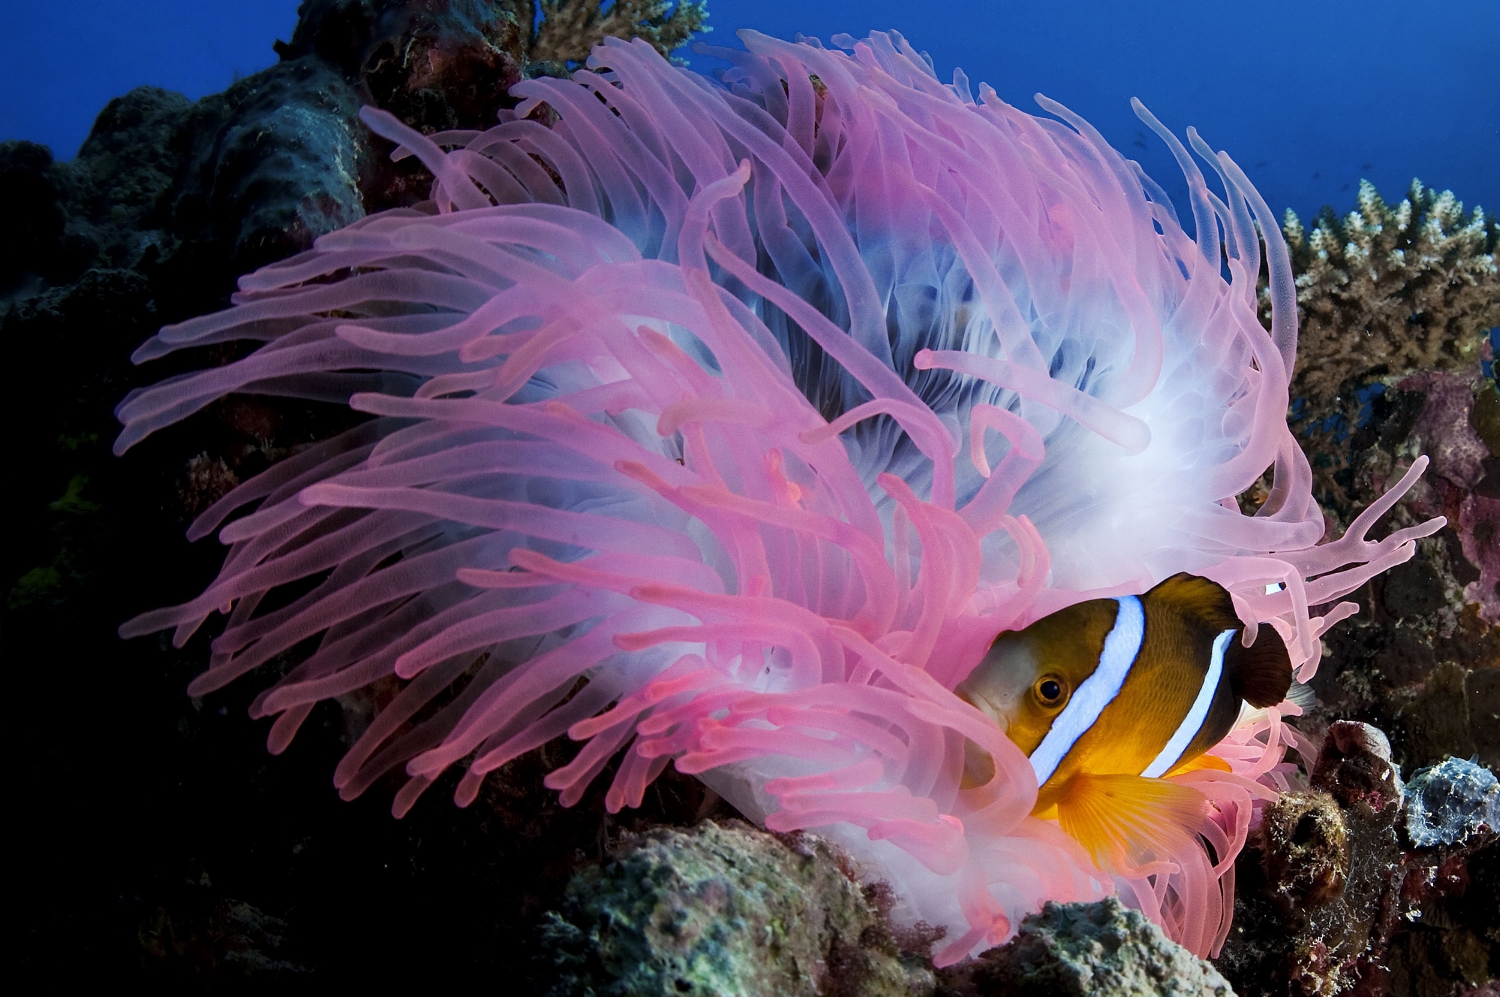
[{"left": 956, "top": 573, "right": 1292, "bottom": 872}]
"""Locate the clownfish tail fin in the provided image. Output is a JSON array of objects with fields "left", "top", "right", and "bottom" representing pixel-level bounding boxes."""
[
  {"left": 1228, "top": 624, "right": 1292, "bottom": 708},
  {"left": 1053, "top": 772, "right": 1207, "bottom": 875}
]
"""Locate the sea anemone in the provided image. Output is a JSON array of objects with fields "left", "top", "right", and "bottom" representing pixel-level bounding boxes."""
[{"left": 115, "top": 30, "right": 1441, "bottom": 964}]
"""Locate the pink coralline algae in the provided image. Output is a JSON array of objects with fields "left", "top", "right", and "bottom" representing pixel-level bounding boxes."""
[
  {"left": 1398, "top": 367, "right": 1500, "bottom": 625},
  {"left": 114, "top": 31, "right": 1443, "bottom": 965}
]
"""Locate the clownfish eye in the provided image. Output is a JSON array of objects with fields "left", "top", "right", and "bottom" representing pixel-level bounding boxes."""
[{"left": 1034, "top": 676, "right": 1067, "bottom": 707}]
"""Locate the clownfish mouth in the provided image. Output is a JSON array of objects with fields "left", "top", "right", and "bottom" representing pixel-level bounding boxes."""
[{"left": 957, "top": 572, "right": 1292, "bottom": 870}]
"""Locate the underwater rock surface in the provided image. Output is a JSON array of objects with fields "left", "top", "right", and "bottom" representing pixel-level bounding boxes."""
[
  {"left": 938, "top": 897, "right": 1235, "bottom": 997},
  {"left": 1216, "top": 734, "right": 1500, "bottom": 996},
  {"left": 5, "top": 0, "right": 1498, "bottom": 991},
  {"left": 1217, "top": 246, "right": 1500, "bottom": 993},
  {"left": 1312, "top": 720, "right": 1406, "bottom": 813},
  {"left": 538, "top": 820, "right": 936, "bottom": 997},
  {"left": 1405, "top": 757, "right": 1500, "bottom": 849},
  {"left": 2, "top": 0, "right": 717, "bottom": 987},
  {"left": 1301, "top": 362, "right": 1500, "bottom": 780}
]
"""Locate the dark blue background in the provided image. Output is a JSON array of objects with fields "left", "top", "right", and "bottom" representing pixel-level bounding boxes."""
[{"left": 4, "top": 0, "right": 1497, "bottom": 223}]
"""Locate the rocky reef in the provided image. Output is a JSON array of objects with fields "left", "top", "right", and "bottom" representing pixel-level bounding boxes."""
[
  {"left": 4, "top": 1, "right": 1496, "bottom": 991},
  {"left": 1215, "top": 720, "right": 1497, "bottom": 996},
  {"left": 1219, "top": 177, "right": 1499, "bottom": 994},
  {"left": 1406, "top": 759, "right": 1500, "bottom": 850},
  {"left": 936, "top": 898, "right": 1235, "bottom": 997},
  {"left": 537, "top": 820, "right": 936, "bottom": 997},
  {"left": 3, "top": 0, "right": 717, "bottom": 986}
]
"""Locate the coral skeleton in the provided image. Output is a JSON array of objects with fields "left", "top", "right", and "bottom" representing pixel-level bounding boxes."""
[{"left": 115, "top": 31, "right": 1442, "bottom": 964}]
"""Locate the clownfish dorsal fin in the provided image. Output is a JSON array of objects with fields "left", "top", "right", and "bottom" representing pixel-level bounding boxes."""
[
  {"left": 1144, "top": 572, "right": 1241, "bottom": 632},
  {"left": 1227, "top": 624, "right": 1293, "bottom": 708},
  {"left": 1053, "top": 772, "right": 1208, "bottom": 875}
]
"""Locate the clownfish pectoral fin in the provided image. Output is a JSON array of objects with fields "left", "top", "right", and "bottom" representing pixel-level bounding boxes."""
[
  {"left": 1287, "top": 680, "right": 1319, "bottom": 712},
  {"left": 1227, "top": 624, "right": 1293, "bottom": 708},
  {"left": 1053, "top": 773, "right": 1208, "bottom": 875}
]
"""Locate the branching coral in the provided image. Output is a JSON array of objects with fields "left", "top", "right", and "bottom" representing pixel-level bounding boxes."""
[
  {"left": 525, "top": 0, "right": 707, "bottom": 66},
  {"left": 1271, "top": 179, "right": 1499, "bottom": 418},
  {"left": 114, "top": 31, "right": 1440, "bottom": 965}
]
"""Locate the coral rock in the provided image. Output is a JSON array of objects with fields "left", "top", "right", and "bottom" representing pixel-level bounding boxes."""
[
  {"left": 1470, "top": 668, "right": 1500, "bottom": 770},
  {"left": 1459, "top": 491, "right": 1500, "bottom": 625},
  {"left": 941, "top": 897, "right": 1235, "bottom": 997},
  {"left": 1403, "top": 370, "right": 1493, "bottom": 490},
  {"left": 1312, "top": 720, "right": 1405, "bottom": 812},
  {"left": 1218, "top": 737, "right": 1500, "bottom": 995},
  {"left": 1215, "top": 769, "right": 1406, "bottom": 995},
  {"left": 537, "top": 820, "right": 935, "bottom": 997},
  {"left": 1398, "top": 661, "right": 1483, "bottom": 771},
  {"left": 1260, "top": 791, "right": 1349, "bottom": 908},
  {"left": 1405, "top": 757, "right": 1500, "bottom": 848},
  {"left": 138, "top": 897, "right": 312, "bottom": 982}
]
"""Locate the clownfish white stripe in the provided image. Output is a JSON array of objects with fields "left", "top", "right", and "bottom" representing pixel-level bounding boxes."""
[
  {"left": 1028, "top": 595, "right": 1144, "bottom": 786},
  {"left": 1140, "top": 627, "right": 1236, "bottom": 778}
]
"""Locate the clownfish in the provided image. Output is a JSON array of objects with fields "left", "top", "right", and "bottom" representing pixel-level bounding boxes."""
[{"left": 957, "top": 573, "right": 1292, "bottom": 872}]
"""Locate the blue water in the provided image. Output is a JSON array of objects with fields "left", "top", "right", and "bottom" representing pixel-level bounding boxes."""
[{"left": 3, "top": 0, "right": 1497, "bottom": 227}]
